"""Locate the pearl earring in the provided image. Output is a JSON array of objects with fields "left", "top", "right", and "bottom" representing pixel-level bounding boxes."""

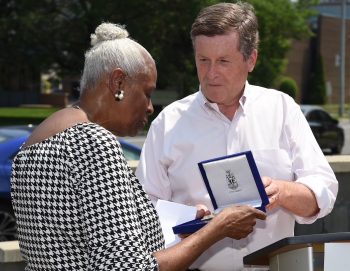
[{"left": 115, "top": 90, "right": 124, "bottom": 101}]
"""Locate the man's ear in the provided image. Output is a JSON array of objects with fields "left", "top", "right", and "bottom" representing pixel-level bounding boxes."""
[
  {"left": 109, "top": 68, "right": 126, "bottom": 92},
  {"left": 247, "top": 49, "right": 258, "bottom": 73}
]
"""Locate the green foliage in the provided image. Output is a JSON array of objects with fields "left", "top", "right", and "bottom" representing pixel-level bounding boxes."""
[
  {"left": 246, "top": 0, "right": 316, "bottom": 87},
  {"left": 304, "top": 53, "right": 327, "bottom": 104},
  {"left": 276, "top": 76, "right": 299, "bottom": 99},
  {"left": 0, "top": 0, "right": 316, "bottom": 95},
  {"left": 0, "top": 0, "right": 212, "bottom": 94}
]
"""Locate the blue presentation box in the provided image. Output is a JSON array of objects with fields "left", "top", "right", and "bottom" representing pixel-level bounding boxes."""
[{"left": 173, "top": 151, "right": 269, "bottom": 235}]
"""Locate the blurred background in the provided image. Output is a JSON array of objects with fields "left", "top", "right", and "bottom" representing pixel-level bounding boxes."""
[
  {"left": 0, "top": 0, "right": 350, "bottom": 256},
  {"left": 0, "top": 0, "right": 349, "bottom": 118}
]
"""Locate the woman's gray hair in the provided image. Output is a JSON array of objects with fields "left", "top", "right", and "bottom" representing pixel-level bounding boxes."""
[
  {"left": 80, "top": 22, "right": 153, "bottom": 92},
  {"left": 191, "top": 2, "right": 259, "bottom": 61}
]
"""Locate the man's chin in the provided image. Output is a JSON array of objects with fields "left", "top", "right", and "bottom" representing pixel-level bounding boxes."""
[
  {"left": 204, "top": 95, "right": 223, "bottom": 104},
  {"left": 202, "top": 91, "right": 224, "bottom": 103}
]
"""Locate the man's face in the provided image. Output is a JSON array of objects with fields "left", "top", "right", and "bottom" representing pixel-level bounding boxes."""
[{"left": 194, "top": 31, "right": 257, "bottom": 105}]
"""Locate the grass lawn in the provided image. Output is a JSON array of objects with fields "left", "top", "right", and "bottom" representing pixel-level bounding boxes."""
[
  {"left": 322, "top": 104, "right": 350, "bottom": 120},
  {"left": 0, "top": 107, "right": 59, "bottom": 126},
  {"left": 0, "top": 107, "right": 59, "bottom": 118},
  {"left": 0, "top": 103, "right": 348, "bottom": 126}
]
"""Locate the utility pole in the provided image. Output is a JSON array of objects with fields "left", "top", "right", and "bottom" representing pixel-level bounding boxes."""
[{"left": 339, "top": 0, "right": 346, "bottom": 117}]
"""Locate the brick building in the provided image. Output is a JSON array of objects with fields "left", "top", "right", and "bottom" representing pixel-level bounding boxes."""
[{"left": 286, "top": 1, "right": 350, "bottom": 104}]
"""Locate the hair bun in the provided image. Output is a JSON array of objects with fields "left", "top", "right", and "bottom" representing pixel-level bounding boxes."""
[{"left": 90, "top": 22, "right": 129, "bottom": 46}]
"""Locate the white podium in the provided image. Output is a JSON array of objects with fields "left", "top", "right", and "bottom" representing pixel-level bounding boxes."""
[{"left": 243, "top": 232, "right": 350, "bottom": 271}]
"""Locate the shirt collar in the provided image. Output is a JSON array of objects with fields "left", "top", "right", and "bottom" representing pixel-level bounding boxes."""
[{"left": 197, "top": 82, "right": 251, "bottom": 114}]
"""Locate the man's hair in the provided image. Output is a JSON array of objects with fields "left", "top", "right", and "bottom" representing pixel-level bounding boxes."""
[
  {"left": 80, "top": 22, "right": 153, "bottom": 92},
  {"left": 190, "top": 2, "right": 259, "bottom": 61}
]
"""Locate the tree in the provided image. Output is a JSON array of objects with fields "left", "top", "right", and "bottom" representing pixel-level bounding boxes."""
[
  {"left": 0, "top": 0, "right": 213, "bottom": 95},
  {"left": 304, "top": 52, "right": 327, "bottom": 104},
  {"left": 276, "top": 76, "right": 299, "bottom": 100},
  {"left": 246, "top": 0, "right": 316, "bottom": 88},
  {"left": 0, "top": 0, "right": 316, "bottom": 97}
]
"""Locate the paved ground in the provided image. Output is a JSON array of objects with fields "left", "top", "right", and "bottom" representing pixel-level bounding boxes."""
[{"left": 340, "top": 119, "right": 350, "bottom": 155}]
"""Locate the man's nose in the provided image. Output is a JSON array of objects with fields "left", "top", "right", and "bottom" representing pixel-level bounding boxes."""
[{"left": 206, "top": 63, "right": 218, "bottom": 79}]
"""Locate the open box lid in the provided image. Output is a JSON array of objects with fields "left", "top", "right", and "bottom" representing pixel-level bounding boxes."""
[
  {"left": 198, "top": 150, "right": 269, "bottom": 212},
  {"left": 173, "top": 151, "right": 269, "bottom": 235}
]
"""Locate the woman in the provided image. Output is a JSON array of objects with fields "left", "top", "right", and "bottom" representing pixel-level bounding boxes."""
[{"left": 11, "top": 22, "right": 266, "bottom": 270}]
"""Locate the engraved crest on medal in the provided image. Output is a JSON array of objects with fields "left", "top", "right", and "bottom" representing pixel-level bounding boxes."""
[{"left": 226, "top": 170, "right": 240, "bottom": 192}]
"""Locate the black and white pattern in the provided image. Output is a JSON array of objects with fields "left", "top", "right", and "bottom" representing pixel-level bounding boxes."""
[{"left": 11, "top": 123, "right": 164, "bottom": 270}]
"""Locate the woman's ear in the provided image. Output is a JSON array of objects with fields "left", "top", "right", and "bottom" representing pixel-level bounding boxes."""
[{"left": 109, "top": 68, "right": 126, "bottom": 92}]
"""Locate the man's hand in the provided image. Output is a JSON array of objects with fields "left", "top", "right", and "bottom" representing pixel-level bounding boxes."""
[
  {"left": 262, "top": 176, "right": 283, "bottom": 211},
  {"left": 262, "top": 176, "right": 320, "bottom": 216},
  {"left": 195, "top": 204, "right": 211, "bottom": 219}
]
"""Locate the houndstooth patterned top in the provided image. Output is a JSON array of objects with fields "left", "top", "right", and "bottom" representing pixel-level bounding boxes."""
[{"left": 11, "top": 122, "right": 165, "bottom": 270}]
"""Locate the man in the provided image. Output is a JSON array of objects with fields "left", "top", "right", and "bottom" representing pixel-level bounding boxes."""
[{"left": 136, "top": 2, "right": 338, "bottom": 271}]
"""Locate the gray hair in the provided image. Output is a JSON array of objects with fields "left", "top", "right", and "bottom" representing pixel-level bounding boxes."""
[
  {"left": 191, "top": 2, "right": 259, "bottom": 61},
  {"left": 80, "top": 22, "right": 153, "bottom": 92}
]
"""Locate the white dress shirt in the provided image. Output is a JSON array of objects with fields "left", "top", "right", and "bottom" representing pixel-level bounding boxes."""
[{"left": 136, "top": 82, "right": 338, "bottom": 271}]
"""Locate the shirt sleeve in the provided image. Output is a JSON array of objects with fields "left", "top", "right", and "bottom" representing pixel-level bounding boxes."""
[
  {"left": 71, "top": 128, "right": 159, "bottom": 270},
  {"left": 136, "top": 117, "right": 172, "bottom": 204},
  {"left": 283, "top": 97, "right": 338, "bottom": 224},
  {"left": 87, "top": 237, "right": 158, "bottom": 270}
]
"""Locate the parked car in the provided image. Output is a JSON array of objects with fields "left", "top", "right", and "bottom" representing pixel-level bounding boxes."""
[
  {"left": 300, "top": 105, "right": 344, "bottom": 154},
  {"left": 0, "top": 124, "right": 141, "bottom": 241}
]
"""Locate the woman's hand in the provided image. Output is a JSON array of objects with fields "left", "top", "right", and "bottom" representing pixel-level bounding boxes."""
[
  {"left": 156, "top": 205, "right": 266, "bottom": 271},
  {"left": 211, "top": 205, "right": 266, "bottom": 240}
]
